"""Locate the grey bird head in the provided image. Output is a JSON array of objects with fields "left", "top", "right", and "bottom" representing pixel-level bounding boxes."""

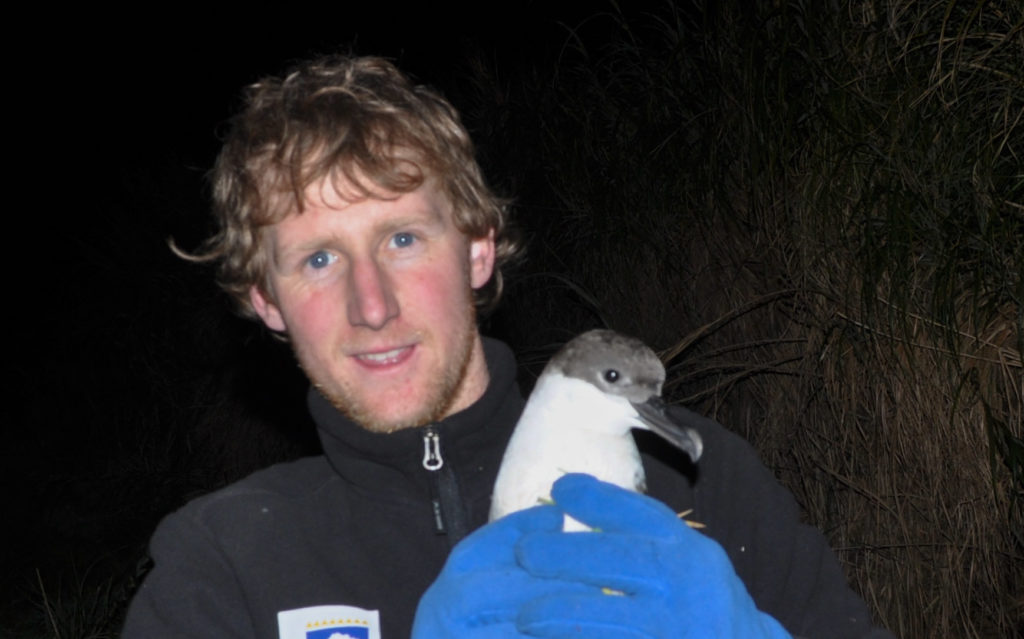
[{"left": 548, "top": 329, "right": 703, "bottom": 462}]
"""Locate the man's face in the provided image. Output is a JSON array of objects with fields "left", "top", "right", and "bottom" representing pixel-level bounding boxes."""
[{"left": 249, "top": 178, "right": 495, "bottom": 433}]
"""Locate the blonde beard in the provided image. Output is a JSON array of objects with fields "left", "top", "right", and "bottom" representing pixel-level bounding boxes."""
[{"left": 307, "top": 303, "right": 479, "bottom": 433}]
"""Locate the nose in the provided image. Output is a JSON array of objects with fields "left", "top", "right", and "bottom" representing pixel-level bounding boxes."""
[{"left": 346, "top": 256, "right": 399, "bottom": 329}]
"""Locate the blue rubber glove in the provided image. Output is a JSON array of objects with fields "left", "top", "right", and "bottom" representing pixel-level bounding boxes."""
[
  {"left": 514, "top": 474, "right": 792, "bottom": 639},
  {"left": 412, "top": 504, "right": 591, "bottom": 638}
]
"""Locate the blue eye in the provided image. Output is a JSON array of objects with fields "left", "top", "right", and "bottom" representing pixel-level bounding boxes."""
[
  {"left": 307, "top": 250, "right": 335, "bottom": 269},
  {"left": 390, "top": 232, "right": 416, "bottom": 248}
]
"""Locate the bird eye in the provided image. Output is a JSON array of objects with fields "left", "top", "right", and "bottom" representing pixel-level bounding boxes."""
[{"left": 603, "top": 369, "right": 620, "bottom": 383}]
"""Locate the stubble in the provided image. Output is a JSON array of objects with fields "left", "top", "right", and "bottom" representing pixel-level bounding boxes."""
[{"left": 308, "top": 300, "right": 479, "bottom": 433}]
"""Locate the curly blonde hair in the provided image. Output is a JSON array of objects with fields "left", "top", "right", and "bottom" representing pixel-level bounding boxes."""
[{"left": 189, "top": 55, "right": 516, "bottom": 317}]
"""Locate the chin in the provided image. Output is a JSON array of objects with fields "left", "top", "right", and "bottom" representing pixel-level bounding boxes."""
[
  {"left": 364, "top": 409, "right": 436, "bottom": 434},
  {"left": 320, "top": 387, "right": 444, "bottom": 434}
]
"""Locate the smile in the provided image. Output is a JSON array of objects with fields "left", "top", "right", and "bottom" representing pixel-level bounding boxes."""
[{"left": 354, "top": 345, "right": 414, "bottom": 367}]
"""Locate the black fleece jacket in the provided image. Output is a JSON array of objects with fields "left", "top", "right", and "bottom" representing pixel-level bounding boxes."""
[{"left": 122, "top": 338, "right": 892, "bottom": 638}]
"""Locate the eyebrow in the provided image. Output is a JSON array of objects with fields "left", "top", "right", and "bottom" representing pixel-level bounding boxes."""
[{"left": 376, "top": 211, "right": 448, "bottom": 236}]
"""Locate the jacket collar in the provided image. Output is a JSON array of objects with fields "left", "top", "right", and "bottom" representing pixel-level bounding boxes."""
[{"left": 308, "top": 338, "right": 523, "bottom": 505}]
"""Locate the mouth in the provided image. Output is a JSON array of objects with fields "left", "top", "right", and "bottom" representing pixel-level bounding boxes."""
[{"left": 352, "top": 344, "right": 415, "bottom": 368}]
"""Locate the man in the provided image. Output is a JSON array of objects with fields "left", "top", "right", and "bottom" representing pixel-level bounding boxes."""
[{"left": 123, "top": 55, "right": 893, "bottom": 638}]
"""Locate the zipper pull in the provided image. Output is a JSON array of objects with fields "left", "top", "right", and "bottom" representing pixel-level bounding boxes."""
[{"left": 422, "top": 428, "right": 443, "bottom": 471}]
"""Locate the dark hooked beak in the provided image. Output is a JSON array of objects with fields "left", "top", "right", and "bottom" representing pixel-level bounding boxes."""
[{"left": 631, "top": 396, "right": 703, "bottom": 462}]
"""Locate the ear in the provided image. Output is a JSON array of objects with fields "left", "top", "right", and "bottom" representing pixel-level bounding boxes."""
[
  {"left": 468, "top": 230, "right": 496, "bottom": 290},
  {"left": 250, "top": 285, "right": 287, "bottom": 332}
]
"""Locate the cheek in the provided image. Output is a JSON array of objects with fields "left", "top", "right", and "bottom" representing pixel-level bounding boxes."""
[
  {"left": 407, "top": 259, "right": 472, "bottom": 313},
  {"left": 281, "top": 290, "right": 338, "bottom": 341}
]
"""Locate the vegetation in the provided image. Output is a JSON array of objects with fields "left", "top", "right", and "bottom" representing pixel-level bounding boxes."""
[{"left": 475, "top": 1, "right": 1023, "bottom": 636}]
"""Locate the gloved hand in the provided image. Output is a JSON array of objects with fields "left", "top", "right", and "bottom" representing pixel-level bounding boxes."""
[
  {"left": 412, "top": 504, "right": 591, "bottom": 639},
  {"left": 514, "top": 473, "right": 793, "bottom": 639}
]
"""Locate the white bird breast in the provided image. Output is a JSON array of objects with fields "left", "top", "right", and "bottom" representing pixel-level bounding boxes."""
[{"left": 489, "top": 373, "right": 648, "bottom": 529}]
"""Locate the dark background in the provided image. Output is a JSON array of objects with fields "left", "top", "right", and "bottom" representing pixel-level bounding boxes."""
[
  {"left": 4, "top": 3, "right": 640, "bottom": 634},
  {"left": 5, "top": 3, "right": 1021, "bottom": 637}
]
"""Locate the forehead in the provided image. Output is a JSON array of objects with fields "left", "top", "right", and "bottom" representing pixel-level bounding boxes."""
[
  {"left": 258, "top": 145, "right": 435, "bottom": 215},
  {"left": 305, "top": 174, "right": 407, "bottom": 210},
  {"left": 264, "top": 174, "right": 455, "bottom": 254},
  {"left": 301, "top": 173, "right": 454, "bottom": 224}
]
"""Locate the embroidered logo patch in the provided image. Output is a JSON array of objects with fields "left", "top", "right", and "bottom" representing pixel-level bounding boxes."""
[{"left": 277, "top": 604, "right": 381, "bottom": 639}]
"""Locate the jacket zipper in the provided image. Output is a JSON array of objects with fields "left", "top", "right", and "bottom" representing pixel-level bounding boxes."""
[
  {"left": 422, "top": 426, "right": 468, "bottom": 545},
  {"left": 422, "top": 427, "right": 446, "bottom": 534}
]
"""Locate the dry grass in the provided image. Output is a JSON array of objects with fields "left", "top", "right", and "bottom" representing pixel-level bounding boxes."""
[
  {"left": 474, "top": 1, "right": 1024, "bottom": 635},
  {"left": 651, "top": 203, "right": 1024, "bottom": 637}
]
